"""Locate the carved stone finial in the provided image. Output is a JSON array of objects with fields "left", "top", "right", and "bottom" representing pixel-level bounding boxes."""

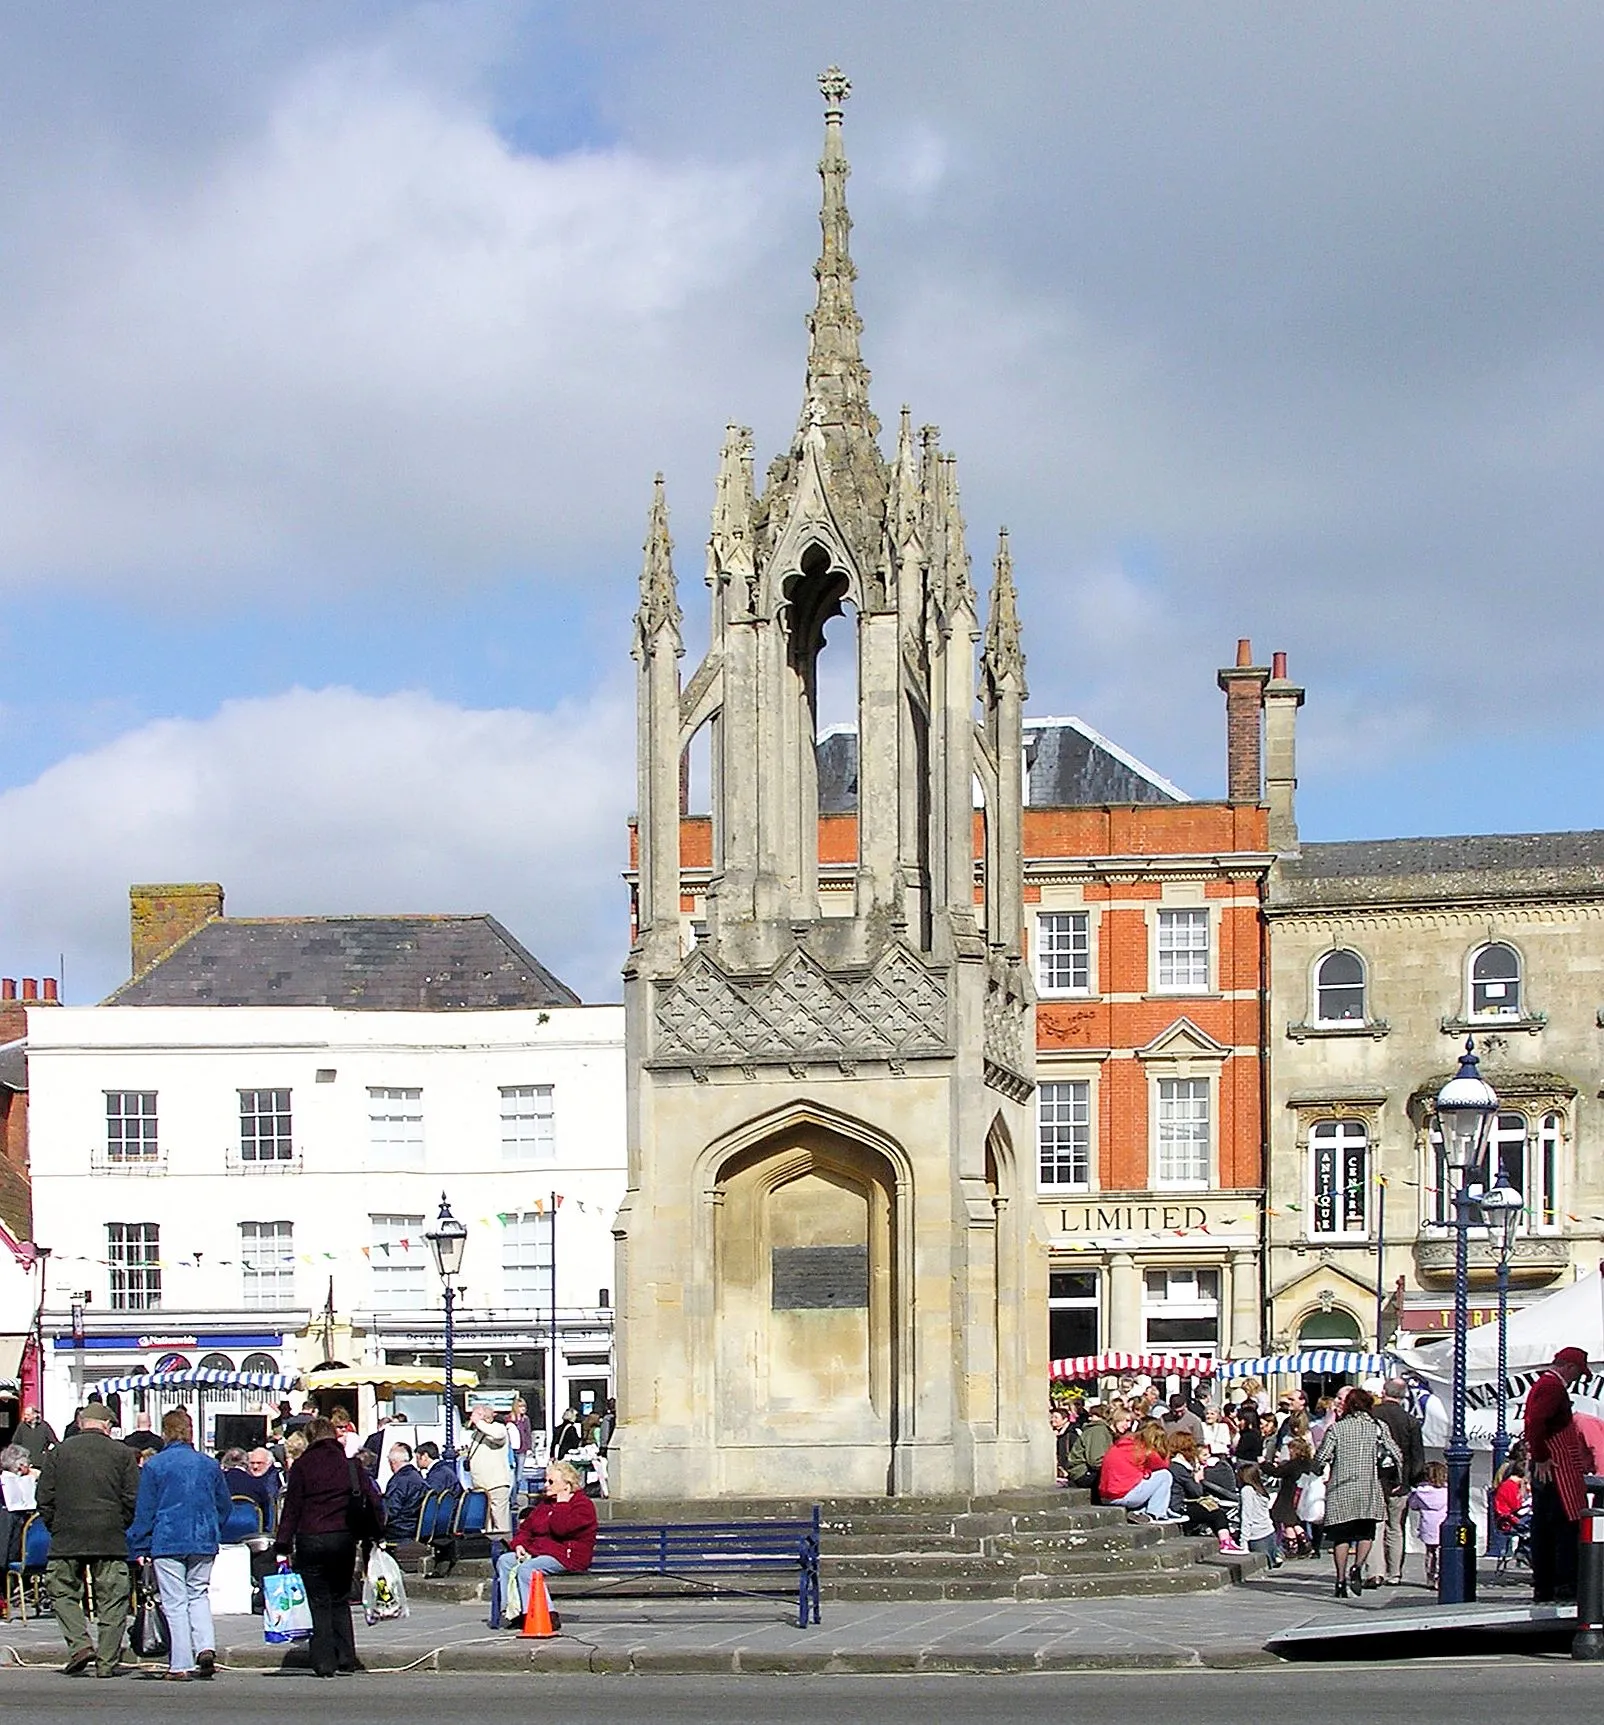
[
  {"left": 635, "top": 473, "right": 682, "bottom": 651},
  {"left": 708, "top": 424, "right": 756, "bottom": 589},
  {"left": 818, "top": 65, "right": 851, "bottom": 113},
  {"left": 982, "top": 525, "right": 1027, "bottom": 693}
]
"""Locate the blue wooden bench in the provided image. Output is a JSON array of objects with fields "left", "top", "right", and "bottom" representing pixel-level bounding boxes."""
[
  {"left": 581, "top": 1509, "right": 823, "bottom": 1628},
  {"left": 490, "top": 1508, "right": 823, "bottom": 1630}
]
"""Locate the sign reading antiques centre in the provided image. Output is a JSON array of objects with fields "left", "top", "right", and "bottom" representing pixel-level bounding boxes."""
[{"left": 1049, "top": 1194, "right": 1256, "bottom": 1244}]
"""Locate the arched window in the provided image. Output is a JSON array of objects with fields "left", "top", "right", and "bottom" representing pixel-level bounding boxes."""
[
  {"left": 1309, "top": 1120, "right": 1368, "bottom": 1236},
  {"left": 1471, "top": 942, "right": 1522, "bottom": 1017},
  {"left": 198, "top": 1351, "right": 235, "bottom": 1374},
  {"left": 240, "top": 1351, "right": 280, "bottom": 1376},
  {"left": 1315, "top": 950, "right": 1366, "bottom": 1023}
]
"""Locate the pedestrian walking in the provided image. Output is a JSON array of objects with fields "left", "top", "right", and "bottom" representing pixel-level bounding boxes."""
[
  {"left": 1314, "top": 1385, "right": 1402, "bottom": 1598},
  {"left": 1524, "top": 1344, "right": 1591, "bottom": 1603},
  {"left": 495, "top": 1460, "right": 598, "bottom": 1628},
  {"left": 35, "top": 1399, "right": 141, "bottom": 1676},
  {"left": 1409, "top": 1461, "right": 1449, "bottom": 1587},
  {"left": 10, "top": 1402, "right": 58, "bottom": 1464},
  {"left": 125, "top": 1408, "right": 233, "bottom": 1681},
  {"left": 273, "top": 1415, "right": 385, "bottom": 1678},
  {"left": 1372, "top": 1376, "right": 1426, "bottom": 1585},
  {"left": 464, "top": 1404, "right": 513, "bottom": 1536}
]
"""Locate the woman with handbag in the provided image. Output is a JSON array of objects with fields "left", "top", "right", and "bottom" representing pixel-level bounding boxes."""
[
  {"left": 1313, "top": 1386, "right": 1402, "bottom": 1598},
  {"left": 125, "top": 1408, "right": 233, "bottom": 1681},
  {"left": 274, "top": 1417, "right": 385, "bottom": 1678}
]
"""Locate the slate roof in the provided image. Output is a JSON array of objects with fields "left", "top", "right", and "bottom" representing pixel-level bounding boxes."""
[
  {"left": 812, "top": 718, "right": 1187, "bottom": 816},
  {"left": 1272, "top": 830, "right": 1604, "bottom": 911},
  {"left": 0, "top": 1039, "right": 23, "bottom": 1091},
  {"left": 104, "top": 915, "right": 581, "bottom": 1010}
]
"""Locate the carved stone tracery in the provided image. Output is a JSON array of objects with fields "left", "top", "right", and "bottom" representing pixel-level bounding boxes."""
[{"left": 651, "top": 942, "right": 950, "bottom": 1069}]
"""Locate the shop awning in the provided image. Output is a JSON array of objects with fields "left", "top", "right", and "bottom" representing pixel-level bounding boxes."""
[
  {"left": 92, "top": 1367, "right": 299, "bottom": 1395},
  {"left": 1215, "top": 1352, "right": 1406, "bottom": 1380},
  {"left": 1050, "top": 1353, "right": 1217, "bottom": 1380},
  {"left": 301, "top": 1364, "right": 479, "bottom": 1394},
  {"left": 0, "top": 1333, "right": 27, "bottom": 1394}
]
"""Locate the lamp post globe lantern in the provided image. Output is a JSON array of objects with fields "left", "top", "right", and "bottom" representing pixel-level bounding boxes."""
[
  {"left": 1479, "top": 1179, "right": 1524, "bottom": 1485},
  {"left": 424, "top": 1193, "right": 469, "bottom": 1459},
  {"left": 1435, "top": 1036, "right": 1500, "bottom": 1605}
]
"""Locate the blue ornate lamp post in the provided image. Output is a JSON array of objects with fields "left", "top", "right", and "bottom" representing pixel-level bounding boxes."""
[
  {"left": 424, "top": 1193, "right": 469, "bottom": 1460},
  {"left": 1435, "top": 1038, "right": 1499, "bottom": 1605},
  {"left": 1479, "top": 1179, "right": 1524, "bottom": 1485}
]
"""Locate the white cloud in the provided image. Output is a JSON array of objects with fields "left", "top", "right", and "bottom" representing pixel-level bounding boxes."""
[
  {"left": 0, "top": 686, "right": 635, "bottom": 1005},
  {"left": 0, "top": 55, "right": 783, "bottom": 593}
]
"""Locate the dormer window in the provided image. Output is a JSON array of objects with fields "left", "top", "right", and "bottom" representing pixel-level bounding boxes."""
[
  {"left": 1471, "top": 943, "right": 1522, "bottom": 1017},
  {"left": 1315, "top": 950, "right": 1366, "bottom": 1024}
]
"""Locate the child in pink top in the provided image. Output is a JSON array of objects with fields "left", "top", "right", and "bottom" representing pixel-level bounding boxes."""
[{"left": 1409, "top": 1461, "right": 1449, "bottom": 1586}]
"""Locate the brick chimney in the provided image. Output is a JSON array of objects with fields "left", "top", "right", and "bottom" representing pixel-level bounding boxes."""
[
  {"left": 0, "top": 976, "right": 63, "bottom": 1045},
  {"left": 130, "top": 882, "right": 224, "bottom": 978},
  {"left": 1263, "top": 649, "right": 1306, "bottom": 854},
  {"left": 1216, "top": 638, "right": 1270, "bottom": 804}
]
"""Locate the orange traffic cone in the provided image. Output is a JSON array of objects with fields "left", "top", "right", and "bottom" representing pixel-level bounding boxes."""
[{"left": 519, "top": 1569, "right": 557, "bottom": 1638}]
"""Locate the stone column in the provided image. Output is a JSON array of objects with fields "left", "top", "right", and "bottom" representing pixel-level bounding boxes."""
[
  {"left": 1230, "top": 1248, "right": 1260, "bottom": 1357},
  {"left": 1107, "top": 1251, "right": 1142, "bottom": 1351}
]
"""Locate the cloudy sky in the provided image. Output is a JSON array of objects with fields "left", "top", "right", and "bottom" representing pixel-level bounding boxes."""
[{"left": 1, "top": 3, "right": 1600, "bottom": 1005}]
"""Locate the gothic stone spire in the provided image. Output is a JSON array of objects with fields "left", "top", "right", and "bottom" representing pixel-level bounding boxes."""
[
  {"left": 635, "top": 473, "right": 682, "bottom": 654},
  {"left": 981, "top": 526, "right": 1027, "bottom": 695}
]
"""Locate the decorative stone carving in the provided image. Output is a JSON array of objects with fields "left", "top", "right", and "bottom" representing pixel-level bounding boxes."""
[
  {"left": 1412, "top": 1232, "right": 1571, "bottom": 1288},
  {"left": 650, "top": 942, "right": 949, "bottom": 1069},
  {"left": 983, "top": 965, "right": 1034, "bottom": 1102}
]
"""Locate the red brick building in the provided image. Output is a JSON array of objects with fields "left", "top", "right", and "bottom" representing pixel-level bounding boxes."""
[{"left": 645, "top": 640, "right": 1287, "bottom": 1371}]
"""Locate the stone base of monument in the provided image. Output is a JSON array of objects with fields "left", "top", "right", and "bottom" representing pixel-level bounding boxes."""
[{"left": 408, "top": 1492, "right": 1251, "bottom": 1605}]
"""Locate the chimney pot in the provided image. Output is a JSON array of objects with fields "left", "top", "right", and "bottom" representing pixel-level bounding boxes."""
[
  {"left": 0, "top": 979, "right": 13, "bottom": 1000},
  {"left": 1235, "top": 637, "right": 1253, "bottom": 667},
  {"left": 1272, "top": 650, "right": 1288, "bottom": 678},
  {"left": 42, "top": 977, "right": 59, "bottom": 1002},
  {"left": 20, "top": 978, "right": 37, "bottom": 1001}
]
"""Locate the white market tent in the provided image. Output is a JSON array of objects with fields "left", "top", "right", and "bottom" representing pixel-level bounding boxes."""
[{"left": 1399, "top": 1263, "right": 1604, "bottom": 1392}]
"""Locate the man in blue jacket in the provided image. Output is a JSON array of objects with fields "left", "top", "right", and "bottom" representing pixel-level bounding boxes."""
[{"left": 126, "top": 1409, "right": 233, "bottom": 1681}]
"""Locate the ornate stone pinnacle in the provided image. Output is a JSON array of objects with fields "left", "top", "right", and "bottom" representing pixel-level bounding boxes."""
[
  {"left": 982, "top": 526, "right": 1026, "bottom": 690},
  {"left": 636, "top": 472, "right": 682, "bottom": 647},
  {"left": 819, "top": 66, "right": 851, "bottom": 113}
]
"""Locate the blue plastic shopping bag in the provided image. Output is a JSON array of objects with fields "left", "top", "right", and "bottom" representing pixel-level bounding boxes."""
[{"left": 262, "top": 1564, "right": 314, "bottom": 1644}]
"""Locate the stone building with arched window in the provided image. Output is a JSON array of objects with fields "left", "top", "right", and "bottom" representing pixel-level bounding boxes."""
[{"left": 1264, "top": 830, "right": 1604, "bottom": 1351}]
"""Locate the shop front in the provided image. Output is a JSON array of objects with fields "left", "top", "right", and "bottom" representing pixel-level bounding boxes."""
[
  {"left": 50, "top": 1326, "right": 291, "bottom": 1437},
  {"left": 1044, "top": 1192, "right": 1262, "bottom": 1373}
]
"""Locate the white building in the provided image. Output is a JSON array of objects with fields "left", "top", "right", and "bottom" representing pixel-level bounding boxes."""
[{"left": 25, "top": 890, "right": 625, "bottom": 1439}]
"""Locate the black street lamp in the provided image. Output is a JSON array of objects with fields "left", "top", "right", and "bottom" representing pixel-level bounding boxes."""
[
  {"left": 1480, "top": 1177, "right": 1524, "bottom": 1484},
  {"left": 1435, "top": 1037, "right": 1499, "bottom": 1605},
  {"left": 424, "top": 1193, "right": 469, "bottom": 1460}
]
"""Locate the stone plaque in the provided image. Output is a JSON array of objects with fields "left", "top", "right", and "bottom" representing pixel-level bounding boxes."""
[{"left": 771, "top": 1244, "right": 869, "bottom": 1310}]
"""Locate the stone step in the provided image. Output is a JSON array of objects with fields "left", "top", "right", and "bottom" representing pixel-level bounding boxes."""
[
  {"left": 601, "top": 1490, "right": 1088, "bottom": 1524},
  {"left": 406, "top": 1560, "right": 1231, "bottom": 1607},
  {"left": 826, "top": 1568, "right": 1229, "bottom": 1601},
  {"left": 821, "top": 1541, "right": 1213, "bottom": 1581},
  {"left": 821, "top": 1508, "right": 1123, "bottom": 1539}
]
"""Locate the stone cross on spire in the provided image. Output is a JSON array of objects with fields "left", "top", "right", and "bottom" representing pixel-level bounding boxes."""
[{"left": 803, "top": 64, "right": 875, "bottom": 442}]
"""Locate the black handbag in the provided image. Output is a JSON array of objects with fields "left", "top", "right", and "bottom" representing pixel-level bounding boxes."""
[
  {"left": 347, "top": 1458, "right": 384, "bottom": 1542},
  {"left": 130, "top": 1566, "right": 170, "bottom": 1661}
]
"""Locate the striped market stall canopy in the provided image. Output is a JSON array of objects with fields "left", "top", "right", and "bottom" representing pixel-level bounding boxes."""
[
  {"left": 1214, "top": 1353, "right": 1405, "bottom": 1380},
  {"left": 91, "top": 1367, "right": 298, "bottom": 1396},
  {"left": 1050, "top": 1353, "right": 1217, "bottom": 1380}
]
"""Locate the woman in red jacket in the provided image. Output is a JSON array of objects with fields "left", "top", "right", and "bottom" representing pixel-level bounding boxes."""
[
  {"left": 496, "top": 1460, "right": 598, "bottom": 1628},
  {"left": 1097, "top": 1416, "right": 1182, "bottom": 1523}
]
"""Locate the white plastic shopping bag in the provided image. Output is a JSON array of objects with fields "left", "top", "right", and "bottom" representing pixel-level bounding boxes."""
[
  {"left": 262, "top": 1564, "right": 314, "bottom": 1643},
  {"left": 363, "top": 1545, "right": 410, "bottom": 1623}
]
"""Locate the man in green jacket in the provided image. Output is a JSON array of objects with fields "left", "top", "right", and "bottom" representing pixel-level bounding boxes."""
[
  {"left": 1065, "top": 1401, "right": 1120, "bottom": 1494},
  {"left": 35, "top": 1401, "right": 141, "bottom": 1677}
]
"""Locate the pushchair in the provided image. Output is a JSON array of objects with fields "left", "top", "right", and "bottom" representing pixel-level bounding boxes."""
[{"left": 1493, "top": 1507, "right": 1533, "bottom": 1575}]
